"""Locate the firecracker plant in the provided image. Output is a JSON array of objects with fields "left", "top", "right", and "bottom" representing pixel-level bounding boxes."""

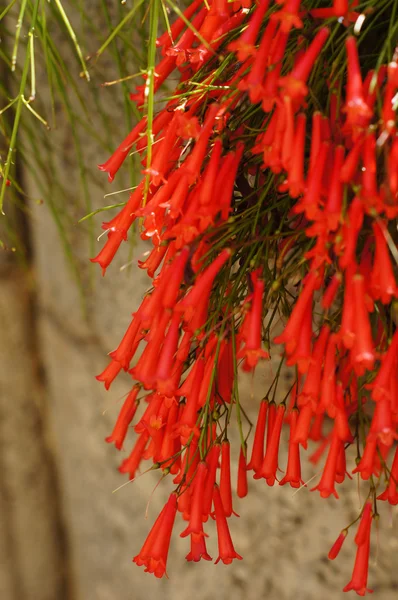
[{"left": 93, "top": 0, "right": 398, "bottom": 595}]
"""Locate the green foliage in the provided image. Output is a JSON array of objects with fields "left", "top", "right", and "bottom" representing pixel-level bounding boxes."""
[{"left": 0, "top": 0, "right": 152, "bottom": 273}]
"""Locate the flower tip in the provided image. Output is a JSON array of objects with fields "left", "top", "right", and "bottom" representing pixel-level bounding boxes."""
[{"left": 98, "top": 162, "right": 115, "bottom": 182}]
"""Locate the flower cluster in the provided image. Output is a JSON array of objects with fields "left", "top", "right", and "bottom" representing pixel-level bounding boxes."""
[{"left": 93, "top": 0, "right": 397, "bottom": 594}]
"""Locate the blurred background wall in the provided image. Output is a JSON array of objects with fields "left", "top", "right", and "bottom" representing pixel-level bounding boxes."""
[{"left": 1, "top": 2, "right": 398, "bottom": 599}]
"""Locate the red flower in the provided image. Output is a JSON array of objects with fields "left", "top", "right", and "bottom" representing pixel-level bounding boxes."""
[
  {"left": 237, "top": 445, "right": 248, "bottom": 498},
  {"left": 274, "top": 270, "right": 319, "bottom": 354},
  {"left": 247, "top": 399, "right": 268, "bottom": 474},
  {"left": 343, "top": 501, "right": 373, "bottom": 596},
  {"left": 95, "top": 359, "right": 122, "bottom": 390},
  {"left": 279, "top": 409, "right": 303, "bottom": 488},
  {"left": 185, "top": 523, "right": 212, "bottom": 562},
  {"left": 279, "top": 28, "right": 329, "bottom": 102},
  {"left": 98, "top": 118, "right": 147, "bottom": 182},
  {"left": 311, "top": 430, "right": 342, "bottom": 498},
  {"left": 237, "top": 270, "right": 269, "bottom": 370},
  {"left": 343, "top": 538, "right": 373, "bottom": 596},
  {"left": 228, "top": 0, "right": 271, "bottom": 61},
  {"left": 119, "top": 430, "right": 150, "bottom": 480},
  {"left": 133, "top": 492, "right": 178, "bottom": 578},
  {"left": 351, "top": 274, "right": 375, "bottom": 373},
  {"left": 105, "top": 385, "right": 140, "bottom": 450},
  {"left": 344, "top": 37, "right": 372, "bottom": 132},
  {"left": 370, "top": 221, "right": 398, "bottom": 304},
  {"left": 378, "top": 445, "right": 398, "bottom": 505},
  {"left": 213, "top": 485, "right": 243, "bottom": 565},
  {"left": 202, "top": 444, "right": 221, "bottom": 520},
  {"left": 328, "top": 530, "right": 348, "bottom": 560},
  {"left": 258, "top": 403, "right": 286, "bottom": 485},
  {"left": 180, "top": 462, "right": 209, "bottom": 538},
  {"left": 220, "top": 440, "right": 234, "bottom": 517}
]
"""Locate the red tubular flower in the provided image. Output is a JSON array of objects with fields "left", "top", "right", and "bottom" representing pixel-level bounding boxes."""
[
  {"left": 351, "top": 274, "right": 375, "bottom": 372},
  {"left": 334, "top": 383, "right": 353, "bottom": 443},
  {"left": 311, "top": 430, "right": 342, "bottom": 498},
  {"left": 158, "top": 400, "right": 180, "bottom": 470},
  {"left": 317, "top": 333, "right": 337, "bottom": 416},
  {"left": 132, "top": 311, "right": 171, "bottom": 389},
  {"left": 156, "top": 0, "right": 204, "bottom": 52},
  {"left": 174, "top": 436, "right": 200, "bottom": 487},
  {"left": 309, "top": 412, "right": 324, "bottom": 441},
  {"left": 343, "top": 538, "right": 373, "bottom": 596},
  {"left": 261, "top": 31, "right": 289, "bottom": 112},
  {"left": 370, "top": 221, "right": 398, "bottom": 304},
  {"left": 382, "top": 66, "right": 397, "bottom": 134},
  {"left": 344, "top": 37, "right": 372, "bottom": 131},
  {"left": 161, "top": 246, "right": 190, "bottom": 309},
  {"left": 185, "top": 523, "right": 212, "bottom": 562},
  {"left": 272, "top": 0, "right": 303, "bottom": 32},
  {"left": 133, "top": 492, "right": 178, "bottom": 578},
  {"left": 258, "top": 403, "right": 286, "bottom": 485},
  {"left": 180, "top": 462, "right": 209, "bottom": 538},
  {"left": 177, "top": 248, "right": 231, "bottom": 317},
  {"left": 220, "top": 440, "right": 234, "bottom": 517},
  {"left": 325, "top": 145, "right": 345, "bottom": 231},
  {"left": 352, "top": 437, "right": 378, "bottom": 480},
  {"left": 239, "top": 18, "right": 278, "bottom": 103},
  {"left": 213, "top": 485, "right": 243, "bottom": 565},
  {"left": 322, "top": 273, "right": 341, "bottom": 309},
  {"left": 308, "top": 111, "right": 322, "bottom": 175},
  {"left": 293, "top": 402, "right": 313, "bottom": 448},
  {"left": 279, "top": 409, "right": 303, "bottom": 488},
  {"left": 90, "top": 231, "right": 126, "bottom": 276},
  {"left": 91, "top": 183, "right": 145, "bottom": 274},
  {"left": 218, "top": 144, "right": 245, "bottom": 220},
  {"left": 288, "top": 112, "right": 306, "bottom": 197},
  {"left": 295, "top": 141, "right": 329, "bottom": 220},
  {"left": 237, "top": 445, "right": 248, "bottom": 498},
  {"left": 378, "top": 444, "right": 398, "bottom": 505},
  {"left": 299, "top": 325, "right": 330, "bottom": 410},
  {"left": 339, "top": 198, "right": 364, "bottom": 270},
  {"left": 340, "top": 135, "right": 364, "bottom": 183},
  {"left": 216, "top": 339, "right": 234, "bottom": 404},
  {"left": 119, "top": 430, "right": 150, "bottom": 479},
  {"left": 166, "top": 9, "right": 207, "bottom": 66},
  {"left": 343, "top": 503, "right": 373, "bottom": 595},
  {"left": 138, "top": 244, "right": 168, "bottom": 278},
  {"left": 202, "top": 444, "right": 221, "bottom": 520},
  {"left": 339, "top": 264, "right": 356, "bottom": 349},
  {"left": 281, "top": 96, "right": 294, "bottom": 171},
  {"left": 98, "top": 118, "right": 147, "bottom": 182},
  {"left": 328, "top": 529, "right": 348, "bottom": 560},
  {"left": 228, "top": 0, "right": 271, "bottom": 60},
  {"left": 134, "top": 393, "right": 163, "bottom": 434},
  {"left": 274, "top": 270, "right": 319, "bottom": 354},
  {"left": 354, "top": 501, "right": 373, "bottom": 546},
  {"left": 370, "top": 329, "right": 398, "bottom": 402},
  {"left": 369, "top": 398, "right": 397, "bottom": 447},
  {"left": 279, "top": 28, "right": 329, "bottom": 102},
  {"left": 247, "top": 399, "right": 268, "bottom": 474},
  {"left": 184, "top": 103, "right": 220, "bottom": 183},
  {"left": 106, "top": 385, "right": 140, "bottom": 449},
  {"left": 199, "top": 140, "right": 222, "bottom": 205},
  {"left": 285, "top": 297, "right": 312, "bottom": 373},
  {"left": 144, "top": 116, "right": 180, "bottom": 186},
  {"left": 155, "top": 311, "right": 181, "bottom": 387},
  {"left": 96, "top": 359, "right": 122, "bottom": 390},
  {"left": 237, "top": 270, "right": 269, "bottom": 370}
]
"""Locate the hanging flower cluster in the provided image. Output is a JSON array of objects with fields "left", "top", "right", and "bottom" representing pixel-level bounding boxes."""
[{"left": 93, "top": 0, "right": 398, "bottom": 594}]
